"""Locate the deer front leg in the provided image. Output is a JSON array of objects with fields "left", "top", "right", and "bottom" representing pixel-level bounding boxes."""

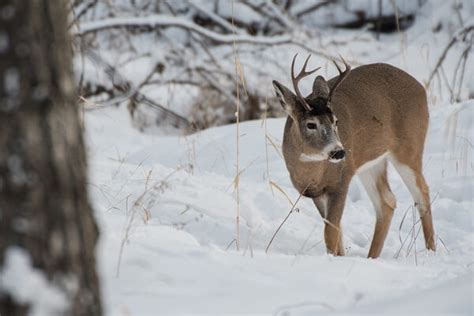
[{"left": 314, "top": 186, "right": 349, "bottom": 256}]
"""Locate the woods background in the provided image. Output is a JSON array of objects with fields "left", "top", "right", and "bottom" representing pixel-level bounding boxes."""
[{"left": 72, "top": 0, "right": 473, "bottom": 132}]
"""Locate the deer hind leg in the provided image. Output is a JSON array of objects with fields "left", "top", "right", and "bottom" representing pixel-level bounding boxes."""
[
  {"left": 358, "top": 157, "right": 397, "bottom": 258},
  {"left": 389, "top": 156, "right": 436, "bottom": 251}
]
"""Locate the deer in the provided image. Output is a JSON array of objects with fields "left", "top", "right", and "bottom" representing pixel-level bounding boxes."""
[{"left": 272, "top": 54, "right": 436, "bottom": 258}]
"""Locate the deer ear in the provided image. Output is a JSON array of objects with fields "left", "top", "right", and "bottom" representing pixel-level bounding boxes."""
[
  {"left": 312, "top": 76, "right": 329, "bottom": 100},
  {"left": 272, "top": 80, "right": 298, "bottom": 117}
]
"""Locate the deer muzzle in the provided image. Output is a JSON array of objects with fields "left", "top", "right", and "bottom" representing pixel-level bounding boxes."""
[{"left": 329, "top": 149, "right": 345, "bottom": 162}]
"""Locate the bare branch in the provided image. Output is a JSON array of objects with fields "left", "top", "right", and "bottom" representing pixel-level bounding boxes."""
[
  {"left": 76, "top": 13, "right": 340, "bottom": 64},
  {"left": 427, "top": 24, "right": 474, "bottom": 87},
  {"left": 187, "top": 0, "right": 244, "bottom": 34},
  {"left": 293, "top": 0, "right": 337, "bottom": 19},
  {"left": 69, "top": 0, "right": 98, "bottom": 29},
  {"left": 263, "top": 0, "right": 295, "bottom": 29},
  {"left": 83, "top": 49, "right": 191, "bottom": 128},
  {"left": 240, "top": 0, "right": 287, "bottom": 29},
  {"left": 76, "top": 14, "right": 293, "bottom": 45}
]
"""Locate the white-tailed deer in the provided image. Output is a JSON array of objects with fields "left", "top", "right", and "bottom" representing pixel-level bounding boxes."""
[{"left": 272, "top": 55, "right": 436, "bottom": 258}]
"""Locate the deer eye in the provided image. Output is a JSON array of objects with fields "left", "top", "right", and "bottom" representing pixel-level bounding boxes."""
[{"left": 306, "top": 122, "right": 317, "bottom": 130}]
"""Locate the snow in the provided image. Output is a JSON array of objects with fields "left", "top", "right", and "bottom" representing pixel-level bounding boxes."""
[
  {"left": 0, "top": 247, "right": 70, "bottom": 316},
  {"left": 351, "top": 273, "right": 473, "bottom": 315},
  {"left": 85, "top": 97, "right": 473, "bottom": 314}
]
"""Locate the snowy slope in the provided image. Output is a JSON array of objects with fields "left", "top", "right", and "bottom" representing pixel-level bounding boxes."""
[{"left": 85, "top": 100, "right": 473, "bottom": 315}]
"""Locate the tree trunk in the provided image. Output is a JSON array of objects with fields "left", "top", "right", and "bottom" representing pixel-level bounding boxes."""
[{"left": 0, "top": 1, "right": 102, "bottom": 315}]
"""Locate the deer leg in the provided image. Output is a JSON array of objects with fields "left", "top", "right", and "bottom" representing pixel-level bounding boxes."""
[
  {"left": 324, "top": 217, "right": 345, "bottom": 256},
  {"left": 315, "top": 185, "right": 349, "bottom": 256},
  {"left": 415, "top": 173, "right": 436, "bottom": 250},
  {"left": 358, "top": 158, "right": 396, "bottom": 258},
  {"left": 390, "top": 159, "right": 436, "bottom": 251},
  {"left": 314, "top": 194, "right": 343, "bottom": 256}
]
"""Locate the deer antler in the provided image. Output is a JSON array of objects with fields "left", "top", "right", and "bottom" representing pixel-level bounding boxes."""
[
  {"left": 328, "top": 55, "right": 351, "bottom": 102},
  {"left": 291, "top": 54, "right": 320, "bottom": 111}
]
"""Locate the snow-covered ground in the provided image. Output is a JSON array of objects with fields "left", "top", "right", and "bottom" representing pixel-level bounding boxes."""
[{"left": 86, "top": 98, "right": 473, "bottom": 315}]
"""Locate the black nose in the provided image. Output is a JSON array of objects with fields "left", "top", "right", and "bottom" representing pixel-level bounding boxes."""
[{"left": 330, "top": 150, "right": 345, "bottom": 160}]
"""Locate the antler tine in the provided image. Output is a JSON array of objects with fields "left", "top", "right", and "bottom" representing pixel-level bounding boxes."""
[
  {"left": 339, "top": 54, "right": 350, "bottom": 69},
  {"left": 328, "top": 55, "right": 351, "bottom": 102},
  {"left": 332, "top": 59, "right": 342, "bottom": 74},
  {"left": 291, "top": 53, "right": 298, "bottom": 84},
  {"left": 291, "top": 54, "right": 320, "bottom": 111},
  {"left": 292, "top": 54, "right": 319, "bottom": 80},
  {"left": 301, "top": 55, "right": 319, "bottom": 76}
]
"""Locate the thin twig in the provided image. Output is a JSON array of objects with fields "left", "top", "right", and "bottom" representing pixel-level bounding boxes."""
[
  {"left": 225, "top": 238, "right": 237, "bottom": 251},
  {"left": 438, "top": 236, "right": 450, "bottom": 253},
  {"left": 265, "top": 185, "right": 309, "bottom": 253}
]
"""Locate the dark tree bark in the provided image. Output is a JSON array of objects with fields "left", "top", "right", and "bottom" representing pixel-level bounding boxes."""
[{"left": 0, "top": 1, "right": 102, "bottom": 315}]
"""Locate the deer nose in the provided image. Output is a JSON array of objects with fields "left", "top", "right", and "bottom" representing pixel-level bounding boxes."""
[{"left": 329, "top": 149, "right": 345, "bottom": 160}]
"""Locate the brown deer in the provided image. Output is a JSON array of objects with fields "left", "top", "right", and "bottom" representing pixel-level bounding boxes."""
[{"left": 272, "top": 55, "right": 436, "bottom": 258}]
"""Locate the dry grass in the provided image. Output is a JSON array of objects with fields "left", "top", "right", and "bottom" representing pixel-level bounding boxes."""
[
  {"left": 394, "top": 192, "right": 441, "bottom": 264},
  {"left": 115, "top": 168, "right": 180, "bottom": 277},
  {"left": 269, "top": 181, "right": 293, "bottom": 206},
  {"left": 389, "top": 0, "right": 407, "bottom": 68},
  {"left": 230, "top": 0, "right": 251, "bottom": 251},
  {"left": 445, "top": 107, "right": 473, "bottom": 176},
  {"left": 116, "top": 169, "right": 154, "bottom": 277}
]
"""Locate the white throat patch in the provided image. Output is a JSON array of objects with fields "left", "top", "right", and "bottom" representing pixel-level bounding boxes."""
[
  {"left": 329, "top": 157, "right": 344, "bottom": 163},
  {"left": 299, "top": 153, "right": 326, "bottom": 162}
]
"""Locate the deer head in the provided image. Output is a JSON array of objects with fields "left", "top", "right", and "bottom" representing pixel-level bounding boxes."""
[{"left": 272, "top": 54, "right": 351, "bottom": 163}]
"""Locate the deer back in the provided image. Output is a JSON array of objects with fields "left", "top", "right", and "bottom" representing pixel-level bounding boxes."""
[{"left": 282, "top": 63, "right": 428, "bottom": 196}]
